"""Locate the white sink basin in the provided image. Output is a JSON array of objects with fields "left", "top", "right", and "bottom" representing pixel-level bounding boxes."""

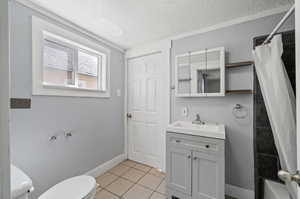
[{"left": 167, "top": 121, "right": 225, "bottom": 139}]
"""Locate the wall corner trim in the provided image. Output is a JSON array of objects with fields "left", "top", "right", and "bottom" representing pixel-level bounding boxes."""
[
  {"left": 14, "top": 0, "right": 126, "bottom": 53},
  {"left": 85, "top": 154, "right": 127, "bottom": 178},
  {"left": 225, "top": 184, "right": 255, "bottom": 199},
  {"left": 168, "top": 4, "right": 291, "bottom": 41}
]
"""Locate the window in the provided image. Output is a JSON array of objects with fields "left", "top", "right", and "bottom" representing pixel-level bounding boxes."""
[
  {"left": 42, "top": 35, "right": 105, "bottom": 91},
  {"left": 32, "top": 16, "right": 110, "bottom": 98},
  {"left": 77, "top": 50, "right": 100, "bottom": 90},
  {"left": 43, "top": 39, "right": 75, "bottom": 87}
]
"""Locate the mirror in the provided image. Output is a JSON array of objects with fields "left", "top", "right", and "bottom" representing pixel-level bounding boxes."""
[{"left": 175, "top": 47, "right": 225, "bottom": 97}]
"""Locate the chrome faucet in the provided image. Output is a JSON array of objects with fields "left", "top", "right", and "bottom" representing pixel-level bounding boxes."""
[{"left": 192, "top": 114, "right": 205, "bottom": 125}]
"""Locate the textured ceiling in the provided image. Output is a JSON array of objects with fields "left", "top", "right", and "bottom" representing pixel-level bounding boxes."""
[{"left": 28, "top": 0, "right": 293, "bottom": 48}]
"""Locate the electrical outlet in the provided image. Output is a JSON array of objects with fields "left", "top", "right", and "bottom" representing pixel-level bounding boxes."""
[{"left": 182, "top": 107, "right": 188, "bottom": 117}]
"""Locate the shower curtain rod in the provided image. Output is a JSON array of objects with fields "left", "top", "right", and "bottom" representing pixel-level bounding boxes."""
[{"left": 263, "top": 4, "right": 295, "bottom": 44}]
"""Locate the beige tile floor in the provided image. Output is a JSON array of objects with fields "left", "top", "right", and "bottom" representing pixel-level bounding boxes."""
[
  {"left": 95, "top": 160, "right": 166, "bottom": 199},
  {"left": 95, "top": 159, "right": 236, "bottom": 199}
]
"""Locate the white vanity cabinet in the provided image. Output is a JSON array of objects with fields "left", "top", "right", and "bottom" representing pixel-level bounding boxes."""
[{"left": 166, "top": 130, "right": 225, "bottom": 199}]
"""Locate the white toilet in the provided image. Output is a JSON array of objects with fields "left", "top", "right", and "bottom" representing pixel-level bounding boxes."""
[
  {"left": 11, "top": 165, "right": 34, "bottom": 199},
  {"left": 38, "top": 175, "right": 97, "bottom": 199},
  {"left": 11, "top": 164, "right": 97, "bottom": 199}
]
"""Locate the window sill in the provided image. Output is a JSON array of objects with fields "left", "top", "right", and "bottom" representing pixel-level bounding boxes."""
[
  {"left": 32, "top": 83, "right": 110, "bottom": 98},
  {"left": 43, "top": 83, "right": 105, "bottom": 92},
  {"left": 77, "top": 71, "right": 98, "bottom": 77}
]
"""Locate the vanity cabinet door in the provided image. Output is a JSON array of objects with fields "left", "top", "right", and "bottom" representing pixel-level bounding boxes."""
[
  {"left": 192, "top": 151, "right": 224, "bottom": 199},
  {"left": 167, "top": 147, "right": 192, "bottom": 195}
]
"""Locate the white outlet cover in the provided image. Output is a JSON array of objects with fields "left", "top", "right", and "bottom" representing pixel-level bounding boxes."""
[
  {"left": 182, "top": 107, "right": 189, "bottom": 117},
  {"left": 116, "top": 89, "right": 121, "bottom": 97}
]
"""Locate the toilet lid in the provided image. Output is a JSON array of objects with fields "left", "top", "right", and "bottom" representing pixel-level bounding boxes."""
[{"left": 39, "top": 175, "right": 96, "bottom": 199}]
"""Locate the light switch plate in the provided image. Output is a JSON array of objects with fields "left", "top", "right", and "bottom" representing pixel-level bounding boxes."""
[{"left": 116, "top": 89, "right": 121, "bottom": 97}]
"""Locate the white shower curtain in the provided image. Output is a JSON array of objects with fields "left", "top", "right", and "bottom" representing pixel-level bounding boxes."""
[{"left": 253, "top": 35, "right": 297, "bottom": 199}]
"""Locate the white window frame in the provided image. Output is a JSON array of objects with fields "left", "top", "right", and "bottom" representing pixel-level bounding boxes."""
[{"left": 32, "top": 16, "right": 110, "bottom": 98}]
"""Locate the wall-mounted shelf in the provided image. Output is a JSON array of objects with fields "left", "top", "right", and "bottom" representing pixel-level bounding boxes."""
[
  {"left": 226, "top": 89, "right": 253, "bottom": 94},
  {"left": 226, "top": 61, "right": 254, "bottom": 69},
  {"left": 225, "top": 61, "right": 254, "bottom": 95}
]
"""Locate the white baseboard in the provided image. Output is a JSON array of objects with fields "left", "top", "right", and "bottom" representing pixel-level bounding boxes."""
[
  {"left": 226, "top": 184, "right": 254, "bottom": 199},
  {"left": 86, "top": 154, "right": 127, "bottom": 178}
]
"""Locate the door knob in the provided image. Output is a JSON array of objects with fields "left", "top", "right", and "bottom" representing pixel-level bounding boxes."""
[
  {"left": 127, "top": 113, "right": 132, "bottom": 118},
  {"left": 187, "top": 155, "right": 191, "bottom": 159},
  {"left": 193, "top": 157, "right": 197, "bottom": 160},
  {"left": 278, "top": 170, "right": 300, "bottom": 185}
]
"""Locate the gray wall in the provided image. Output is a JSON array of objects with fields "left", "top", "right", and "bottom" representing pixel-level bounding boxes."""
[
  {"left": 171, "top": 13, "right": 294, "bottom": 191},
  {"left": 10, "top": 2, "right": 125, "bottom": 198},
  {"left": 0, "top": 0, "right": 11, "bottom": 198}
]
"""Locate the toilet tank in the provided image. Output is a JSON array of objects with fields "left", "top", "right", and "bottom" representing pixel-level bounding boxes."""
[{"left": 11, "top": 165, "right": 34, "bottom": 199}]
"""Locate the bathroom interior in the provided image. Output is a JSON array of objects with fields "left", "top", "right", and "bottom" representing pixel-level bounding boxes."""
[{"left": 0, "top": 0, "right": 299, "bottom": 199}]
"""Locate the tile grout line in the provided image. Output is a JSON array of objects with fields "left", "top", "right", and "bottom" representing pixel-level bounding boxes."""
[
  {"left": 98, "top": 161, "right": 134, "bottom": 198},
  {"left": 122, "top": 163, "right": 154, "bottom": 198},
  {"left": 97, "top": 160, "right": 166, "bottom": 199},
  {"left": 123, "top": 161, "right": 157, "bottom": 198},
  {"left": 136, "top": 162, "right": 166, "bottom": 199},
  {"left": 151, "top": 175, "right": 166, "bottom": 197},
  {"left": 133, "top": 165, "right": 165, "bottom": 199},
  {"left": 146, "top": 174, "right": 165, "bottom": 199},
  {"left": 102, "top": 160, "right": 150, "bottom": 198},
  {"left": 107, "top": 162, "right": 136, "bottom": 198}
]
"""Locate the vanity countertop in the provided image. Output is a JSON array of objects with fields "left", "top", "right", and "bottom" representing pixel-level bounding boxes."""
[{"left": 166, "top": 121, "right": 225, "bottom": 140}]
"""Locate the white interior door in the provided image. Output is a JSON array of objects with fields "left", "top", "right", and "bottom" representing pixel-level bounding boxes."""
[{"left": 127, "top": 53, "right": 164, "bottom": 169}]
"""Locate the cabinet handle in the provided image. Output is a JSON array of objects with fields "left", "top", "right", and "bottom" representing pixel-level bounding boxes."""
[
  {"left": 193, "top": 157, "right": 197, "bottom": 160},
  {"left": 187, "top": 155, "right": 191, "bottom": 159},
  {"left": 175, "top": 140, "right": 181, "bottom": 143},
  {"left": 205, "top": 145, "right": 210, "bottom": 148}
]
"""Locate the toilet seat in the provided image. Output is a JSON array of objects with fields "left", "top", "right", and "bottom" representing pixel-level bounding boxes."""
[{"left": 38, "top": 175, "right": 96, "bottom": 199}]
